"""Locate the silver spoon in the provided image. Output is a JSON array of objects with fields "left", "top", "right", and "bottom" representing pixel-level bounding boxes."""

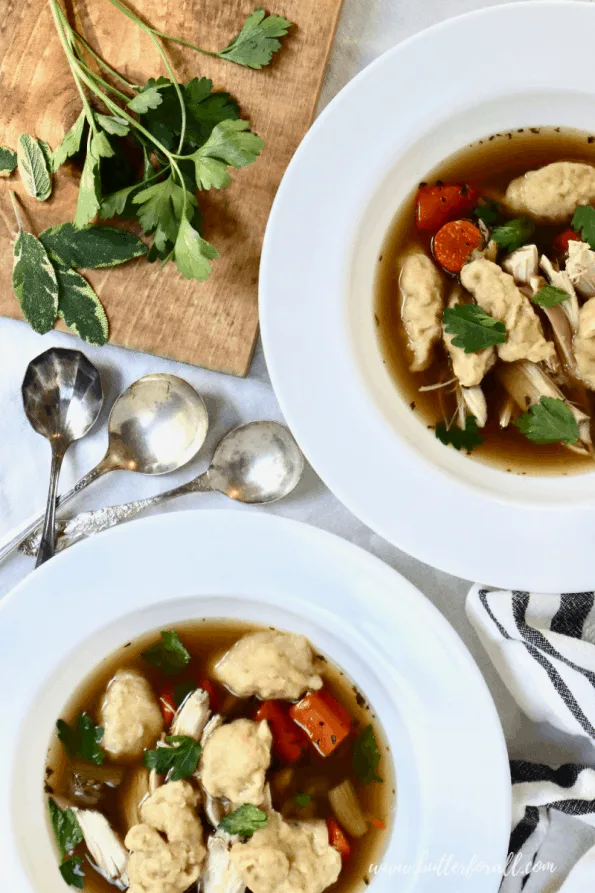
[
  {"left": 0, "top": 373, "right": 209, "bottom": 564},
  {"left": 21, "top": 348, "right": 103, "bottom": 567},
  {"left": 21, "top": 422, "right": 305, "bottom": 555}
]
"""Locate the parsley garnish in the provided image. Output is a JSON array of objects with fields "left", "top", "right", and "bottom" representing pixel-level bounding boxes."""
[
  {"left": 492, "top": 217, "right": 535, "bottom": 253},
  {"left": 144, "top": 736, "right": 202, "bottom": 781},
  {"left": 572, "top": 206, "right": 595, "bottom": 249},
  {"left": 218, "top": 804, "right": 268, "bottom": 837},
  {"left": 48, "top": 798, "right": 83, "bottom": 858},
  {"left": 473, "top": 199, "right": 500, "bottom": 225},
  {"left": 514, "top": 397, "right": 579, "bottom": 445},
  {"left": 60, "top": 857, "right": 85, "bottom": 889},
  {"left": 141, "top": 630, "right": 190, "bottom": 675},
  {"left": 443, "top": 304, "right": 506, "bottom": 353},
  {"left": 435, "top": 416, "right": 484, "bottom": 453},
  {"left": 57, "top": 713, "right": 104, "bottom": 765},
  {"left": 217, "top": 9, "right": 292, "bottom": 69},
  {"left": 353, "top": 725, "right": 383, "bottom": 785},
  {"left": 531, "top": 285, "right": 570, "bottom": 308},
  {"left": 294, "top": 793, "right": 313, "bottom": 808}
]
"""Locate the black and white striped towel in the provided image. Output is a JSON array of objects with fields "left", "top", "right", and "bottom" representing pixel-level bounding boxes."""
[{"left": 466, "top": 588, "right": 595, "bottom": 892}]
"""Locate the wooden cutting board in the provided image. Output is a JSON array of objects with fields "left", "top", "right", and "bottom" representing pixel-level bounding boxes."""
[{"left": 0, "top": 0, "right": 342, "bottom": 375}]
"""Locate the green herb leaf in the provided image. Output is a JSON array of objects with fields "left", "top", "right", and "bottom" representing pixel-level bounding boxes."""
[
  {"left": 141, "top": 630, "right": 191, "bottom": 675},
  {"left": 57, "top": 713, "right": 105, "bottom": 765},
  {"left": 218, "top": 804, "right": 268, "bottom": 837},
  {"left": 99, "top": 183, "right": 144, "bottom": 219},
  {"left": 96, "top": 114, "right": 130, "bottom": 137},
  {"left": 191, "top": 119, "right": 264, "bottom": 190},
  {"left": 572, "top": 205, "right": 595, "bottom": 250},
  {"left": 492, "top": 217, "right": 535, "bottom": 253},
  {"left": 12, "top": 231, "right": 59, "bottom": 333},
  {"left": 53, "top": 263, "right": 108, "bottom": 346},
  {"left": 353, "top": 724, "right": 383, "bottom": 785},
  {"left": 217, "top": 8, "right": 292, "bottom": 69},
  {"left": 40, "top": 223, "right": 146, "bottom": 269},
  {"left": 144, "top": 735, "right": 202, "bottom": 781},
  {"left": 48, "top": 798, "right": 83, "bottom": 859},
  {"left": 294, "top": 793, "right": 312, "bottom": 808},
  {"left": 435, "top": 415, "right": 484, "bottom": 453},
  {"left": 514, "top": 396, "right": 579, "bottom": 445},
  {"left": 174, "top": 215, "right": 219, "bottom": 280},
  {"left": 443, "top": 304, "right": 506, "bottom": 353},
  {"left": 60, "top": 857, "right": 85, "bottom": 889},
  {"left": 52, "top": 113, "right": 86, "bottom": 172},
  {"left": 74, "top": 138, "right": 101, "bottom": 229},
  {"left": 531, "top": 285, "right": 570, "bottom": 308},
  {"left": 473, "top": 199, "right": 500, "bottom": 225},
  {"left": 17, "top": 134, "right": 52, "bottom": 200},
  {"left": 173, "top": 679, "right": 196, "bottom": 707},
  {"left": 0, "top": 145, "right": 17, "bottom": 177},
  {"left": 128, "top": 87, "right": 165, "bottom": 114},
  {"left": 91, "top": 130, "right": 115, "bottom": 160},
  {"left": 132, "top": 176, "right": 197, "bottom": 254}
]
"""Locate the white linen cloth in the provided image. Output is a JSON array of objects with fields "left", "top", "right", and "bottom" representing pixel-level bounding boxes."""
[{"left": 1, "top": 1, "right": 595, "bottom": 891}]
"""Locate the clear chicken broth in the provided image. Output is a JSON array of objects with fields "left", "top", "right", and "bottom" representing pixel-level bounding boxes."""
[
  {"left": 375, "top": 127, "right": 595, "bottom": 475},
  {"left": 45, "top": 620, "right": 395, "bottom": 893}
]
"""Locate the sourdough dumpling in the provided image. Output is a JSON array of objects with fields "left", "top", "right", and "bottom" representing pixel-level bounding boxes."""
[
  {"left": 574, "top": 297, "right": 595, "bottom": 390},
  {"left": 505, "top": 161, "right": 595, "bottom": 223},
  {"left": 399, "top": 253, "right": 445, "bottom": 371},
  {"left": 200, "top": 719, "right": 272, "bottom": 807},
  {"left": 99, "top": 669, "right": 163, "bottom": 762},
  {"left": 215, "top": 631, "right": 323, "bottom": 701}
]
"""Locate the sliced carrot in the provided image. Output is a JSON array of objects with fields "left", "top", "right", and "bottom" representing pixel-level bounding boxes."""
[
  {"left": 289, "top": 689, "right": 351, "bottom": 757},
  {"left": 327, "top": 817, "right": 351, "bottom": 859},
  {"left": 416, "top": 184, "right": 478, "bottom": 233},
  {"left": 256, "top": 700, "right": 309, "bottom": 763},
  {"left": 371, "top": 818, "right": 386, "bottom": 830},
  {"left": 553, "top": 228, "right": 581, "bottom": 255},
  {"left": 198, "top": 677, "right": 219, "bottom": 712},
  {"left": 159, "top": 685, "right": 177, "bottom": 726},
  {"left": 433, "top": 219, "right": 483, "bottom": 273}
]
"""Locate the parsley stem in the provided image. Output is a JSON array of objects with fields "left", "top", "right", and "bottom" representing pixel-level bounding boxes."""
[
  {"left": 73, "top": 54, "right": 130, "bottom": 104},
  {"left": 67, "top": 28, "right": 136, "bottom": 92},
  {"left": 49, "top": 0, "right": 97, "bottom": 134},
  {"left": 144, "top": 31, "right": 218, "bottom": 60}
]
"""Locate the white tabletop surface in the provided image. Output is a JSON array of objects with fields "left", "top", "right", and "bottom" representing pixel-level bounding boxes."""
[{"left": 1, "top": 0, "right": 593, "bottom": 770}]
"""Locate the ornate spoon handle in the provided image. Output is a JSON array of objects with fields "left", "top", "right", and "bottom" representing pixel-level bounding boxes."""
[{"left": 20, "top": 472, "right": 212, "bottom": 556}]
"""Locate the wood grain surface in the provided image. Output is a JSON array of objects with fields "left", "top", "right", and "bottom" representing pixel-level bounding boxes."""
[{"left": 0, "top": 0, "right": 342, "bottom": 375}]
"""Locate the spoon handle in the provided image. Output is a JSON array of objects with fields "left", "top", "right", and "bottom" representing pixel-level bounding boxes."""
[
  {"left": 21, "top": 472, "right": 213, "bottom": 555},
  {"left": 35, "top": 451, "right": 64, "bottom": 567},
  {"left": 0, "top": 461, "right": 109, "bottom": 565}
]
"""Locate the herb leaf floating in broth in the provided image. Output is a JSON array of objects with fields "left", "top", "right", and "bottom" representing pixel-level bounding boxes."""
[
  {"left": 217, "top": 9, "right": 293, "bottom": 69},
  {"left": 144, "top": 735, "right": 202, "bottom": 780},
  {"left": 48, "top": 798, "right": 83, "bottom": 858},
  {"left": 435, "top": 416, "right": 484, "bottom": 453},
  {"left": 473, "top": 199, "right": 500, "bottom": 225},
  {"left": 443, "top": 304, "right": 506, "bottom": 353},
  {"left": 295, "top": 792, "right": 313, "bottom": 808},
  {"left": 531, "top": 285, "right": 571, "bottom": 308},
  {"left": 57, "top": 712, "right": 105, "bottom": 765},
  {"left": 353, "top": 724, "right": 383, "bottom": 785},
  {"left": 17, "top": 134, "right": 52, "bottom": 200},
  {"left": 514, "top": 396, "right": 580, "bottom": 445},
  {"left": 571, "top": 205, "right": 595, "bottom": 249},
  {"left": 59, "top": 856, "right": 85, "bottom": 889},
  {"left": 0, "top": 145, "right": 17, "bottom": 177},
  {"left": 218, "top": 804, "right": 268, "bottom": 837},
  {"left": 491, "top": 216, "right": 535, "bottom": 253},
  {"left": 141, "top": 629, "right": 191, "bottom": 675}
]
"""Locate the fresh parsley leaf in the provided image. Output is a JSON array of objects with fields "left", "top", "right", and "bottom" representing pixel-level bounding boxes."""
[
  {"left": 572, "top": 205, "right": 595, "bottom": 250},
  {"left": 514, "top": 397, "right": 579, "bottom": 445},
  {"left": 218, "top": 804, "right": 268, "bottom": 837},
  {"left": 143, "top": 735, "right": 202, "bottom": 780},
  {"left": 52, "top": 113, "right": 86, "bottom": 172},
  {"left": 74, "top": 134, "right": 102, "bottom": 229},
  {"left": 132, "top": 176, "right": 197, "bottom": 254},
  {"left": 294, "top": 793, "right": 312, "bottom": 808},
  {"left": 141, "top": 629, "right": 191, "bottom": 675},
  {"left": 174, "top": 215, "right": 219, "bottom": 281},
  {"left": 60, "top": 856, "right": 85, "bottom": 889},
  {"left": 492, "top": 217, "right": 535, "bottom": 253},
  {"left": 48, "top": 798, "right": 83, "bottom": 859},
  {"left": 217, "top": 9, "right": 292, "bottom": 69},
  {"left": 53, "top": 263, "right": 109, "bottom": 346},
  {"left": 56, "top": 713, "right": 105, "bottom": 765},
  {"left": 96, "top": 114, "right": 129, "bottom": 137},
  {"left": 0, "top": 144, "right": 17, "bottom": 176},
  {"left": 91, "top": 130, "right": 114, "bottom": 160},
  {"left": 443, "top": 304, "right": 506, "bottom": 353},
  {"left": 12, "top": 231, "right": 59, "bottom": 334},
  {"left": 174, "top": 679, "right": 196, "bottom": 706},
  {"left": 353, "top": 725, "right": 383, "bottom": 785},
  {"left": 17, "top": 134, "right": 52, "bottom": 201},
  {"left": 128, "top": 87, "right": 165, "bottom": 114},
  {"left": 191, "top": 119, "right": 264, "bottom": 190},
  {"left": 435, "top": 415, "right": 484, "bottom": 453},
  {"left": 473, "top": 199, "right": 500, "bottom": 225},
  {"left": 99, "top": 183, "right": 144, "bottom": 219},
  {"left": 40, "top": 223, "right": 146, "bottom": 269},
  {"left": 531, "top": 285, "right": 570, "bottom": 308}
]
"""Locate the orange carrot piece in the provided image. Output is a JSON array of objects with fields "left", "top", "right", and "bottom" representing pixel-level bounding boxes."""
[
  {"left": 159, "top": 685, "right": 177, "bottom": 726},
  {"left": 553, "top": 228, "right": 581, "bottom": 255},
  {"left": 289, "top": 689, "right": 351, "bottom": 756},
  {"left": 416, "top": 184, "right": 478, "bottom": 233},
  {"left": 256, "top": 700, "right": 309, "bottom": 763},
  {"left": 433, "top": 219, "right": 483, "bottom": 273},
  {"left": 371, "top": 818, "right": 386, "bottom": 830},
  {"left": 328, "top": 817, "right": 351, "bottom": 859}
]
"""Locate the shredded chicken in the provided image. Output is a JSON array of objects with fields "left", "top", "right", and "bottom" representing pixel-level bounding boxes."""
[
  {"left": 461, "top": 386, "right": 488, "bottom": 428},
  {"left": 99, "top": 670, "right": 163, "bottom": 762},
  {"left": 540, "top": 254, "right": 580, "bottom": 330},
  {"left": 215, "top": 631, "right": 323, "bottom": 701},
  {"left": 200, "top": 719, "right": 272, "bottom": 807},
  {"left": 574, "top": 297, "right": 595, "bottom": 390},
  {"left": 460, "top": 258, "right": 556, "bottom": 365},
  {"left": 170, "top": 689, "right": 210, "bottom": 740},
  {"left": 443, "top": 286, "right": 495, "bottom": 388},
  {"left": 505, "top": 161, "right": 595, "bottom": 223},
  {"left": 72, "top": 808, "right": 129, "bottom": 887},
  {"left": 566, "top": 240, "right": 595, "bottom": 298},
  {"left": 501, "top": 244, "right": 539, "bottom": 284},
  {"left": 229, "top": 812, "right": 341, "bottom": 893},
  {"left": 202, "top": 832, "right": 246, "bottom": 893},
  {"left": 398, "top": 253, "right": 445, "bottom": 371}
]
